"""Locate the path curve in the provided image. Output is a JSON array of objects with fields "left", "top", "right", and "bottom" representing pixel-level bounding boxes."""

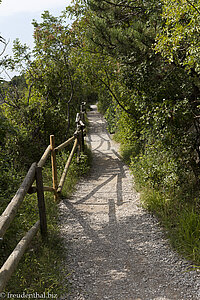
[{"left": 59, "top": 105, "right": 200, "bottom": 300}]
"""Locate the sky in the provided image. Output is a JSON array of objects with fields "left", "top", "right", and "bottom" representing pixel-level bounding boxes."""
[{"left": 0, "top": 0, "right": 72, "bottom": 79}]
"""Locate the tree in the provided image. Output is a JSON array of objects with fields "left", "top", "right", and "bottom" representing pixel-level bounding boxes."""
[
  {"left": 69, "top": 0, "right": 200, "bottom": 185},
  {"left": 155, "top": 0, "right": 200, "bottom": 74},
  {"left": 0, "top": 9, "right": 99, "bottom": 166}
]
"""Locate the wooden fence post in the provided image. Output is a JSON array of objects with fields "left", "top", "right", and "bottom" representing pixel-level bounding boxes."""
[
  {"left": 80, "top": 102, "right": 86, "bottom": 122},
  {"left": 50, "top": 135, "right": 58, "bottom": 201},
  {"left": 35, "top": 166, "right": 47, "bottom": 239},
  {"left": 80, "top": 125, "right": 84, "bottom": 152},
  {"left": 75, "top": 114, "right": 81, "bottom": 161}
]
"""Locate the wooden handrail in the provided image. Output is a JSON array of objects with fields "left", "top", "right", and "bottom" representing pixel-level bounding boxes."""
[
  {"left": 54, "top": 136, "right": 75, "bottom": 152},
  {"left": 0, "top": 221, "right": 40, "bottom": 292},
  {"left": 0, "top": 105, "right": 86, "bottom": 291},
  {"left": 0, "top": 163, "right": 37, "bottom": 239},
  {"left": 28, "top": 186, "right": 56, "bottom": 194},
  {"left": 38, "top": 145, "right": 51, "bottom": 168},
  {"left": 79, "top": 120, "right": 85, "bottom": 128}
]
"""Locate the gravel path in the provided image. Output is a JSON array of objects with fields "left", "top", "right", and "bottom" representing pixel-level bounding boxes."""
[{"left": 59, "top": 105, "right": 200, "bottom": 300}]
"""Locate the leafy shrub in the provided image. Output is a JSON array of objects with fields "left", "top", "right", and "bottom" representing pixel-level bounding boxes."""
[
  {"left": 104, "top": 105, "right": 117, "bottom": 134},
  {"left": 131, "top": 142, "right": 179, "bottom": 190},
  {"left": 173, "top": 207, "right": 200, "bottom": 262}
]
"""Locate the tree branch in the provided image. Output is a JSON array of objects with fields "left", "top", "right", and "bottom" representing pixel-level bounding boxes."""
[
  {"left": 59, "top": 43, "right": 75, "bottom": 135},
  {"left": 27, "top": 84, "right": 33, "bottom": 105},
  {"left": 103, "top": 0, "right": 143, "bottom": 10},
  {"left": 184, "top": 0, "right": 200, "bottom": 15},
  {"left": 0, "top": 37, "right": 9, "bottom": 56},
  {"left": 98, "top": 77, "right": 136, "bottom": 117}
]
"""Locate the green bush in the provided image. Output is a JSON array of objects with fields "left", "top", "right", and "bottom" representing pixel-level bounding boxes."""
[
  {"left": 173, "top": 207, "right": 200, "bottom": 262},
  {"left": 131, "top": 143, "right": 179, "bottom": 190},
  {"left": 140, "top": 186, "right": 200, "bottom": 264}
]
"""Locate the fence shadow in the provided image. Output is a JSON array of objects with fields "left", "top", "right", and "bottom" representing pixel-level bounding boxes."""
[
  {"left": 60, "top": 150, "right": 188, "bottom": 300},
  {"left": 59, "top": 106, "right": 198, "bottom": 300}
]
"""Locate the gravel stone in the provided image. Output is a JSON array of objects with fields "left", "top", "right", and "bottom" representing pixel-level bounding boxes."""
[{"left": 59, "top": 105, "right": 200, "bottom": 300}]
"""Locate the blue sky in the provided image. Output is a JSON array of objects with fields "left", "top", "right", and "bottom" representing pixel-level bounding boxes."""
[{"left": 0, "top": 0, "right": 72, "bottom": 79}]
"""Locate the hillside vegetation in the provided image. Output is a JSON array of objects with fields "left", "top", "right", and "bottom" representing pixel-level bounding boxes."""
[{"left": 1, "top": 0, "right": 200, "bottom": 291}]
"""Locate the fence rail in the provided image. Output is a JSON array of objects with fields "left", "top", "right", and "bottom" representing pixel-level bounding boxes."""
[{"left": 0, "top": 103, "right": 86, "bottom": 292}]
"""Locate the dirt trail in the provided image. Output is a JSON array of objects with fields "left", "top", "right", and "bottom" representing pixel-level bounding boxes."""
[{"left": 59, "top": 105, "right": 200, "bottom": 300}]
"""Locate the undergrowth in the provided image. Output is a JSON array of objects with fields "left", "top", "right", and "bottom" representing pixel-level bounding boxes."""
[
  {"left": 118, "top": 141, "right": 200, "bottom": 266},
  {"left": 0, "top": 145, "right": 92, "bottom": 296}
]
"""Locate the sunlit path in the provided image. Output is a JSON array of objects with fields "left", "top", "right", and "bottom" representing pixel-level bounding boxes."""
[{"left": 59, "top": 105, "right": 200, "bottom": 300}]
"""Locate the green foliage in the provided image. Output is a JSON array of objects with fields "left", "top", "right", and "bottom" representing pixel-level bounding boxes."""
[
  {"left": 1, "top": 0, "right": 200, "bottom": 287},
  {"left": 8, "top": 232, "right": 66, "bottom": 295},
  {"left": 76, "top": 0, "right": 200, "bottom": 266},
  {"left": 104, "top": 101, "right": 118, "bottom": 134},
  {"left": 155, "top": 0, "right": 200, "bottom": 73},
  {"left": 0, "top": 108, "right": 22, "bottom": 210},
  {"left": 0, "top": 3, "right": 96, "bottom": 295},
  {"left": 139, "top": 185, "right": 200, "bottom": 264},
  {"left": 131, "top": 143, "right": 179, "bottom": 190},
  {"left": 173, "top": 207, "right": 200, "bottom": 262},
  {"left": 0, "top": 6, "right": 94, "bottom": 293},
  {"left": 82, "top": 0, "right": 200, "bottom": 189},
  {"left": 2, "top": 191, "right": 66, "bottom": 295},
  {"left": 1, "top": 145, "right": 91, "bottom": 294}
]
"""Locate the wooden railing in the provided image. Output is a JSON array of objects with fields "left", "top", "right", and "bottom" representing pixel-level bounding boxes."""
[{"left": 0, "top": 103, "right": 86, "bottom": 292}]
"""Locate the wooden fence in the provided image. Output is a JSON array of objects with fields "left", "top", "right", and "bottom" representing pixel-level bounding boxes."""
[{"left": 0, "top": 103, "right": 86, "bottom": 292}]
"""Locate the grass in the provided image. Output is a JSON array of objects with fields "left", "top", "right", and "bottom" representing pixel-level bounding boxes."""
[
  {"left": 140, "top": 187, "right": 200, "bottom": 265},
  {"left": 56, "top": 146, "right": 92, "bottom": 199},
  {"left": 146, "top": 190, "right": 200, "bottom": 264},
  {"left": 1, "top": 145, "right": 92, "bottom": 296},
  {"left": 118, "top": 142, "right": 200, "bottom": 267}
]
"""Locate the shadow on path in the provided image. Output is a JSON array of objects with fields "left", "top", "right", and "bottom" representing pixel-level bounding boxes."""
[{"left": 59, "top": 105, "right": 199, "bottom": 300}]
